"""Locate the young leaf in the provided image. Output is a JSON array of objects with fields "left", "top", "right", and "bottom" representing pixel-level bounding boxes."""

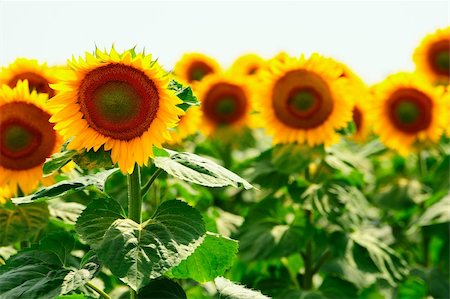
[
  {"left": 12, "top": 169, "right": 118, "bottom": 204},
  {"left": 0, "top": 202, "right": 49, "bottom": 246},
  {"left": 214, "top": 277, "right": 270, "bottom": 299},
  {"left": 169, "top": 232, "right": 238, "bottom": 282},
  {"left": 138, "top": 278, "right": 187, "bottom": 299},
  {"left": 154, "top": 149, "right": 252, "bottom": 189},
  {"left": 96, "top": 199, "right": 206, "bottom": 291},
  {"left": 43, "top": 150, "right": 77, "bottom": 177}
]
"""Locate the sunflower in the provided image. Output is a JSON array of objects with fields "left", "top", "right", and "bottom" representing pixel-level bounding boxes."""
[
  {"left": 173, "top": 53, "right": 221, "bottom": 84},
  {"left": 167, "top": 106, "right": 202, "bottom": 144},
  {"left": 230, "top": 54, "right": 265, "bottom": 77},
  {"left": 48, "top": 47, "right": 184, "bottom": 174},
  {"left": 256, "top": 53, "right": 355, "bottom": 146},
  {"left": 0, "top": 58, "right": 60, "bottom": 98},
  {"left": 368, "top": 72, "right": 447, "bottom": 155},
  {"left": 0, "top": 81, "right": 63, "bottom": 194},
  {"left": 195, "top": 73, "right": 255, "bottom": 136},
  {"left": 0, "top": 186, "right": 13, "bottom": 204},
  {"left": 413, "top": 27, "right": 450, "bottom": 85}
]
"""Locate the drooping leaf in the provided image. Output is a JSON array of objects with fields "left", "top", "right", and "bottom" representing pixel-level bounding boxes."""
[
  {"left": 96, "top": 199, "right": 206, "bottom": 291},
  {"left": 43, "top": 150, "right": 77, "bottom": 177},
  {"left": 0, "top": 202, "right": 49, "bottom": 246},
  {"left": 75, "top": 197, "right": 125, "bottom": 249},
  {"left": 12, "top": 169, "right": 118, "bottom": 204},
  {"left": 169, "top": 232, "right": 238, "bottom": 282},
  {"left": 48, "top": 199, "right": 86, "bottom": 225},
  {"left": 138, "top": 278, "right": 187, "bottom": 299},
  {"left": 154, "top": 149, "right": 252, "bottom": 189},
  {"left": 214, "top": 277, "right": 270, "bottom": 299}
]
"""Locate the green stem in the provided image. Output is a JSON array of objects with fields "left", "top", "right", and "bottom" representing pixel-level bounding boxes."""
[
  {"left": 417, "top": 149, "right": 426, "bottom": 178},
  {"left": 86, "top": 281, "right": 111, "bottom": 299},
  {"left": 127, "top": 164, "right": 142, "bottom": 299},
  {"left": 140, "top": 168, "right": 164, "bottom": 198},
  {"left": 312, "top": 249, "right": 332, "bottom": 274},
  {"left": 302, "top": 210, "right": 314, "bottom": 290}
]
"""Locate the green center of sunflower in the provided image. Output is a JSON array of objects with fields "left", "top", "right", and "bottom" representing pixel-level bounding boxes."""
[
  {"left": 395, "top": 100, "right": 420, "bottom": 124},
  {"left": 93, "top": 81, "right": 140, "bottom": 123},
  {"left": 216, "top": 96, "right": 237, "bottom": 116},
  {"left": 3, "top": 124, "right": 33, "bottom": 152},
  {"left": 191, "top": 69, "right": 207, "bottom": 81},
  {"left": 289, "top": 90, "right": 317, "bottom": 112},
  {"left": 435, "top": 50, "right": 450, "bottom": 72}
]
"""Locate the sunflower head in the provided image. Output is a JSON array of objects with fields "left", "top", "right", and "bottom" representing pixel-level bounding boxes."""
[
  {"left": 0, "top": 58, "right": 61, "bottom": 98},
  {"left": 256, "top": 53, "right": 355, "bottom": 147},
  {"left": 195, "top": 73, "right": 256, "bottom": 136},
  {"left": 413, "top": 27, "right": 450, "bottom": 85},
  {"left": 0, "top": 80, "right": 63, "bottom": 194},
  {"left": 167, "top": 105, "right": 202, "bottom": 145},
  {"left": 230, "top": 54, "right": 266, "bottom": 77},
  {"left": 368, "top": 72, "right": 447, "bottom": 155},
  {"left": 49, "top": 47, "right": 184, "bottom": 174},
  {"left": 174, "top": 53, "right": 221, "bottom": 84}
]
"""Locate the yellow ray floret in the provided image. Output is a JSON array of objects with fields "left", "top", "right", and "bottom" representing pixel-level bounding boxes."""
[
  {"left": 167, "top": 106, "right": 202, "bottom": 145},
  {"left": 230, "top": 53, "right": 266, "bottom": 77},
  {"left": 367, "top": 72, "right": 447, "bottom": 155},
  {"left": 173, "top": 53, "right": 221, "bottom": 85},
  {"left": 48, "top": 47, "right": 184, "bottom": 174},
  {"left": 255, "top": 53, "right": 355, "bottom": 147}
]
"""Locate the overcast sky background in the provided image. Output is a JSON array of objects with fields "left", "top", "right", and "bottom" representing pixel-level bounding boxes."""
[{"left": 0, "top": 1, "right": 448, "bottom": 84}]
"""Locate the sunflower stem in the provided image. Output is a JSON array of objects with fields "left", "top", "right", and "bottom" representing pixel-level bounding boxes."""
[
  {"left": 140, "top": 168, "right": 164, "bottom": 198},
  {"left": 86, "top": 282, "right": 111, "bottom": 299},
  {"left": 302, "top": 209, "right": 314, "bottom": 290},
  {"left": 127, "top": 164, "right": 142, "bottom": 299}
]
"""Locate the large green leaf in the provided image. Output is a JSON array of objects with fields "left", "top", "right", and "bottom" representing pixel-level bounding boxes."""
[
  {"left": 318, "top": 276, "right": 358, "bottom": 298},
  {"left": 75, "top": 197, "right": 125, "bottom": 249},
  {"left": 138, "top": 278, "right": 187, "bottom": 299},
  {"left": 0, "top": 232, "right": 99, "bottom": 299},
  {"left": 96, "top": 199, "right": 206, "bottom": 291},
  {"left": 154, "top": 149, "right": 252, "bottom": 189},
  {"left": 48, "top": 199, "right": 86, "bottom": 225},
  {"left": 0, "top": 202, "right": 49, "bottom": 246},
  {"left": 169, "top": 232, "right": 238, "bottom": 282},
  {"left": 214, "top": 277, "right": 270, "bottom": 299},
  {"left": 12, "top": 169, "right": 118, "bottom": 204},
  {"left": 43, "top": 150, "right": 77, "bottom": 177}
]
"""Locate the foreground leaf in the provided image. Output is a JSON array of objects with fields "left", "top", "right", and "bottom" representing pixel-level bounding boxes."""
[
  {"left": 214, "top": 277, "right": 270, "bottom": 299},
  {"left": 96, "top": 199, "right": 206, "bottom": 291},
  {"left": 170, "top": 232, "right": 238, "bottom": 282},
  {"left": 154, "top": 149, "right": 252, "bottom": 189},
  {"left": 43, "top": 150, "right": 77, "bottom": 177},
  {"left": 138, "top": 278, "right": 187, "bottom": 299},
  {"left": 12, "top": 169, "right": 118, "bottom": 204}
]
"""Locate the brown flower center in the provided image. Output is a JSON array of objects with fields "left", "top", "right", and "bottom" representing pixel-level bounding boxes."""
[
  {"left": 187, "top": 61, "right": 214, "bottom": 82},
  {"left": 8, "top": 72, "right": 55, "bottom": 97},
  {"left": 0, "top": 102, "right": 56, "bottom": 170},
  {"left": 272, "top": 70, "right": 334, "bottom": 129},
  {"left": 387, "top": 88, "right": 432, "bottom": 134},
  {"left": 352, "top": 107, "right": 363, "bottom": 132},
  {"left": 78, "top": 63, "right": 159, "bottom": 141},
  {"left": 202, "top": 82, "right": 248, "bottom": 125},
  {"left": 428, "top": 39, "right": 450, "bottom": 77}
]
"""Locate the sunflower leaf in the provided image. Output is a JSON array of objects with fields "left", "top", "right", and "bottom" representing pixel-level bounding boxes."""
[
  {"left": 43, "top": 150, "right": 77, "bottom": 177},
  {"left": 214, "top": 277, "right": 270, "bottom": 299},
  {"left": 168, "top": 79, "right": 199, "bottom": 111},
  {"left": 12, "top": 169, "right": 118, "bottom": 204},
  {"left": 95, "top": 199, "right": 206, "bottom": 291},
  {"left": 138, "top": 278, "right": 187, "bottom": 299},
  {"left": 154, "top": 149, "right": 253, "bottom": 189}
]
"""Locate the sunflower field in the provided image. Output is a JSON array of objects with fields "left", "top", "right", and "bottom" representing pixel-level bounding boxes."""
[{"left": 0, "top": 23, "right": 449, "bottom": 299}]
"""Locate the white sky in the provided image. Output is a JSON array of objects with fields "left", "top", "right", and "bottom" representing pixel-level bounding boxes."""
[{"left": 0, "top": 0, "right": 448, "bottom": 84}]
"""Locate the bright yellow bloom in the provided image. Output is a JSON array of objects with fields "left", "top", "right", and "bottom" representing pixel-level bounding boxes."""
[
  {"left": 368, "top": 72, "right": 447, "bottom": 155},
  {"left": 48, "top": 47, "right": 184, "bottom": 174},
  {"left": 230, "top": 54, "right": 265, "bottom": 77},
  {"left": 0, "top": 81, "right": 63, "bottom": 194},
  {"left": 413, "top": 27, "right": 450, "bottom": 85},
  {"left": 167, "top": 106, "right": 202, "bottom": 144},
  {"left": 256, "top": 53, "right": 355, "bottom": 146},
  {"left": 0, "top": 58, "right": 60, "bottom": 98},
  {"left": 173, "top": 53, "right": 221, "bottom": 84},
  {"left": 195, "top": 73, "right": 256, "bottom": 136}
]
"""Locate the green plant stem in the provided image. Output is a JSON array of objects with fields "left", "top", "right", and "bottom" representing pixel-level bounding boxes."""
[
  {"left": 127, "top": 164, "right": 142, "bottom": 299},
  {"left": 86, "top": 281, "right": 111, "bottom": 299},
  {"left": 302, "top": 210, "right": 314, "bottom": 290},
  {"left": 140, "top": 167, "right": 164, "bottom": 198},
  {"left": 417, "top": 149, "right": 426, "bottom": 178},
  {"left": 312, "top": 249, "right": 332, "bottom": 274}
]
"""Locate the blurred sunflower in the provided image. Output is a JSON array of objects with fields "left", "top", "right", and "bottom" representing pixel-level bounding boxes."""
[
  {"left": 0, "top": 186, "right": 13, "bottom": 204},
  {"left": 196, "top": 73, "right": 255, "bottom": 136},
  {"left": 0, "top": 81, "right": 63, "bottom": 194},
  {"left": 49, "top": 47, "right": 184, "bottom": 174},
  {"left": 174, "top": 53, "right": 221, "bottom": 84},
  {"left": 256, "top": 53, "right": 355, "bottom": 146},
  {"left": 0, "top": 58, "right": 60, "bottom": 97},
  {"left": 230, "top": 54, "right": 265, "bottom": 77},
  {"left": 368, "top": 72, "right": 447, "bottom": 155},
  {"left": 167, "top": 106, "right": 202, "bottom": 144},
  {"left": 413, "top": 27, "right": 450, "bottom": 85}
]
